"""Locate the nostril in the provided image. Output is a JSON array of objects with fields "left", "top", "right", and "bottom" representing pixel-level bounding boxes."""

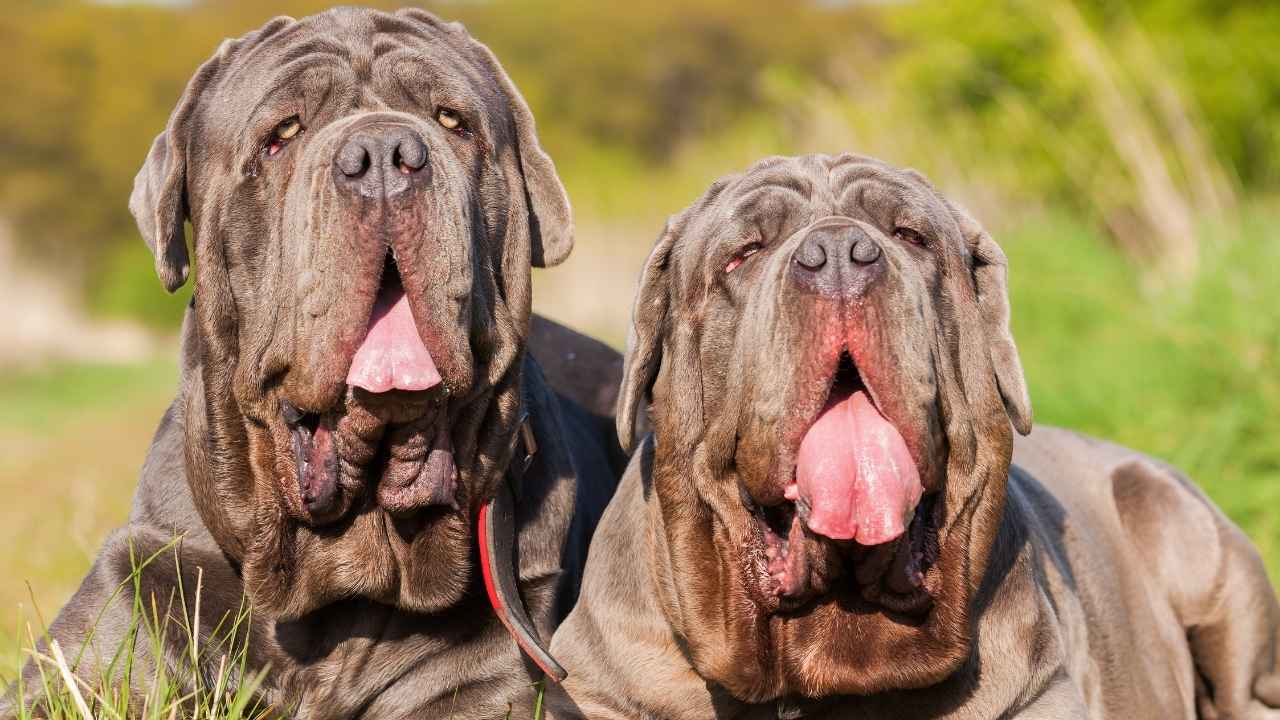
[
  {"left": 794, "top": 241, "right": 828, "bottom": 271},
  {"left": 851, "top": 239, "right": 881, "bottom": 265},
  {"left": 393, "top": 136, "right": 428, "bottom": 174},
  {"left": 336, "top": 140, "right": 371, "bottom": 179}
]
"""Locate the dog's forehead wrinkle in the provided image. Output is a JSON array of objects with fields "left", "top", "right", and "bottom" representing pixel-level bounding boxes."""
[
  {"left": 300, "top": 62, "right": 339, "bottom": 111},
  {"left": 700, "top": 177, "right": 734, "bottom": 208},
  {"left": 822, "top": 156, "right": 891, "bottom": 202},
  {"left": 279, "top": 38, "right": 354, "bottom": 72},
  {"left": 742, "top": 154, "right": 795, "bottom": 176},
  {"left": 825, "top": 150, "right": 875, "bottom": 171},
  {"left": 371, "top": 36, "right": 412, "bottom": 61},
  {"left": 735, "top": 172, "right": 814, "bottom": 202},
  {"left": 223, "top": 16, "right": 301, "bottom": 74},
  {"left": 217, "top": 10, "right": 499, "bottom": 139},
  {"left": 838, "top": 180, "right": 949, "bottom": 251},
  {"left": 240, "top": 57, "right": 346, "bottom": 129},
  {"left": 223, "top": 17, "right": 347, "bottom": 90}
]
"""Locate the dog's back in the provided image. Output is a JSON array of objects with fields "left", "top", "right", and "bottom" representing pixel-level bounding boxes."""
[{"left": 1007, "top": 427, "right": 1280, "bottom": 718}]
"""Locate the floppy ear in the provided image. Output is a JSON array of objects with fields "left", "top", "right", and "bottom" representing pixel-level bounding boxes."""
[
  {"left": 130, "top": 39, "right": 233, "bottom": 293},
  {"left": 130, "top": 20, "right": 293, "bottom": 293},
  {"left": 950, "top": 203, "right": 1033, "bottom": 435},
  {"left": 616, "top": 220, "right": 679, "bottom": 453},
  {"left": 129, "top": 36, "right": 231, "bottom": 293},
  {"left": 130, "top": 129, "right": 190, "bottom": 293},
  {"left": 461, "top": 31, "right": 573, "bottom": 268}
]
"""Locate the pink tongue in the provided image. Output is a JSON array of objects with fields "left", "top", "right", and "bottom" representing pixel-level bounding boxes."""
[
  {"left": 788, "top": 389, "right": 922, "bottom": 545},
  {"left": 346, "top": 281, "right": 441, "bottom": 393}
]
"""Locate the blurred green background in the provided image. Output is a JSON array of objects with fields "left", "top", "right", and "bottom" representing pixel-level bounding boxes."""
[{"left": 0, "top": 0, "right": 1277, "bottom": 667}]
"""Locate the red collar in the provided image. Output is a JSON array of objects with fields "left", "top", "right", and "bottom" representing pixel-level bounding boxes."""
[{"left": 477, "top": 415, "right": 567, "bottom": 682}]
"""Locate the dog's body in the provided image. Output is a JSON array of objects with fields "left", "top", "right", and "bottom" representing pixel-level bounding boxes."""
[
  {"left": 5, "top": 8, "right": 623, "bottom": 718},
  {"left": 547, "top": 154, "right": 1280, "bottom": 719},
  {"left": 552, "top": 428, "right": 1280, "bottom": 719}
]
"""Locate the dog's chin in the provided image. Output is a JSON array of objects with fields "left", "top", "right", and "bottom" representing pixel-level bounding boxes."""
[
  {"left": 745, "top": 491, "right": 940, "bottom": 617},
  {"left": 278, "top": 385, "right": 459, "bottom": 525}
]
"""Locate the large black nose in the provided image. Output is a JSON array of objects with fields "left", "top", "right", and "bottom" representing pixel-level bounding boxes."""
[
  {"left": 790, "top": 219, "right": 884, "bottom": 297},
  {"left": 333, "top": 124, "right": 429, "bottom": 199}
]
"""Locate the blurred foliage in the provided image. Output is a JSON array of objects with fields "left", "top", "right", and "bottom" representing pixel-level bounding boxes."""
[
  {"left": 3, "top": 0, "right": 1278, "bottom": 314},
  {"left": 1004, "top": 205, "right": 1280, "bottom": 573}
]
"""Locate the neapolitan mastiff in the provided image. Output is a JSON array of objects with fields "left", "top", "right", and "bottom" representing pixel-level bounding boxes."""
[
  {"left": 5, "top": 8, "right": 624, "bottom": 719},
  {"left": 547, "top": 154, "right": 1280, "bottom": 719}
]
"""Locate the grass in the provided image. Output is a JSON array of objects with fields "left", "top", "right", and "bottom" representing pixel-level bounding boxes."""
[
  {"left": 0, "top": 207, "right": 1275, "bottom": 715},
  {"left": 0, "top": 358, "right": 177, "bottom": 434},
  {"left": 3, "top": 536, "right": 272, "bottom": 720}
]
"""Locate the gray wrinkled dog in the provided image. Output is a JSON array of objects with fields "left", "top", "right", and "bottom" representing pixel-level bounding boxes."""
[
  {"left": 4, "top": 8, "right": 624, "bottom": 719},
  {"left": 547, "top": 154, "right": 1280, "bottom": 719}
]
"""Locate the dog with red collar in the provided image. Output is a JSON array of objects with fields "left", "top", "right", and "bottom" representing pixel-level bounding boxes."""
[{"left": 7, "top": 9, "right": 623, "bottom": 719}]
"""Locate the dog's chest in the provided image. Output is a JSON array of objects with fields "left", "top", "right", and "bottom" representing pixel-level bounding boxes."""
[{"left": 261, "top": 606, "right": 530, "bottom": 719}]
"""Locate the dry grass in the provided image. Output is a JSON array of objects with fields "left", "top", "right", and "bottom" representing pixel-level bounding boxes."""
[{"left": 4, "top": 536, "right": 273, "bottom": 720}]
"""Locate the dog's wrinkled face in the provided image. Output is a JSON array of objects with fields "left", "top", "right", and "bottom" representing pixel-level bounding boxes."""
[
  {"left": 129, "top": 8, "right": 571, "bottom": 618},
  {"left": 617, "top": 154, "right": 1031, "bottom": 700}
]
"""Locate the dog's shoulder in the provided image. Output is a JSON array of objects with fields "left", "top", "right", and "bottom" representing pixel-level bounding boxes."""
[
  {"left": 1012, "top": 426, "right": 1224, "bottom": 574},
  {"left": 552, "top": 437, "right": 657, "bottom": 636},
  {"left": 547, "top": 438, "right": 729, "bottom": 720}
]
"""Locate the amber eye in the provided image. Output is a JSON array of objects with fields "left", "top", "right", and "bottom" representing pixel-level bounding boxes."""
[
  {"left": 724, "top": 242, "right": 764, "bottom": 273},
  {"left": 266, "top": 115, "right": 303, "bottom": 156},
  {"left": 436, "top": 107, "right": 463, "bottom": 131},
  {"left": 894, "top": 226, "right": 926, "bottom": 247},
  {"left": 276, "top": 116, "right": 302, "bottom": 139}
]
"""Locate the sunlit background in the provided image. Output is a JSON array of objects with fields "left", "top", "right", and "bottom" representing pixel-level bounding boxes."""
[{"left": 1, "top": 0, "right": 1277, "bottom": 668}]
